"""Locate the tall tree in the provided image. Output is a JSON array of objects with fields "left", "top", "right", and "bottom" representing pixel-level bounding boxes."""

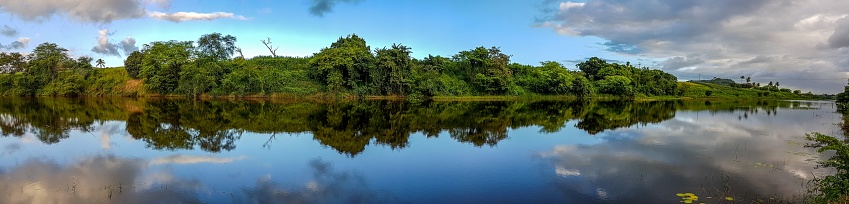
[
  {"left": 139, "top": 40, "right": 195, "bottom": 94},
  {"left": 95, "top": 58, "right": 105, "bottom": 68},
  {"left": 197, "top": 33, "right": 237, "bottom": 61},
  {"left": 577, "top": 57, "right": 607, "bottom": 81},
  {"left": 374, "top": 44, "right": 413, "bottom": 95},
  {"left": 0, "top": 52, "right": 27, "bottom": 73},
  {"left": 452, "top": 46, "right": 513, "bottom": 94},
  {"left": 124, "top": 51, "right": 145, "bottom": 79},
  {"left": 309, "top": 34, "right": 374, "bottom": 93}
]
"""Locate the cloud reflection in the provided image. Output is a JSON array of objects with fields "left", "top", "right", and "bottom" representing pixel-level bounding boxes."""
[
  {"left": 540, "top": 109, "right": 833, "bottom": 202},
  {"left": 150, "top": 155, "right": 246, "bottom": 165},
  {"left": 0, "top": 156, "right": 398, "bottom": 203}
]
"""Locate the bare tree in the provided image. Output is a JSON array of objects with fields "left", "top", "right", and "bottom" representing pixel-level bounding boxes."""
[
  {"left": 261, "top": 37, "right": 278, "bottom": 57},
  {"left": 235, "top": 47, "right": 245, "bottom": 59}
]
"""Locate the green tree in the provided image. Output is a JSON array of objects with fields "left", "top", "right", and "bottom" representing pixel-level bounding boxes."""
[
  {"left": 0, "top": 52, "right": 27, "bottom": 73},
  {"left": 309, "top": 34, "right": 374, "bottom": 93},
  {"left": 374, "top": 44, "right": 413, "bottom": 95},
  {"left": 124, "top": 51, "right": 144, "bottom": 79},
  {"left": 95, "top": 58, "right": 105, "bottom": 68},
  {"left": 836, "top": 79, "right": 849, "bottom": 104},
  {"left": 19, "top": 43, "right": 72, "bottom": 95},
  {"left": 452, "top": 46, "right": 513, "bottom": 95},
  {"left": 139, "top": 41, "right": 194, "bottom": 94},
  {"left": 197, "top": 33, "right": 238, "bottom": 61},
  {"left": 597, "top": 75, "right": 634, "bottom": 96},
  {"left": 577, "top": 57, "right": 607, "bottom": 80}
]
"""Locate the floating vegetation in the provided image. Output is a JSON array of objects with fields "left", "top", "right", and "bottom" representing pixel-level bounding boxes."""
[{"left": 676, "top": 192, "right": 699, "bottom": 203}]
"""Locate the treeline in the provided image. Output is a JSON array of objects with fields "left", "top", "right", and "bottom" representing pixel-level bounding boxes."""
[
  {"left": 0, "top": 33, "right": 687, "bottom": 98},
  {"left": 0, "top": 97, "right": 803, "bottom": 155},
  {"left": 693, "top": 76, "right": 808, "bottom": 95}
]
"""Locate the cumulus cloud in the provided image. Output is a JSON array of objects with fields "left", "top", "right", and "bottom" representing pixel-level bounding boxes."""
[
  {"left": 0, "top": 0, "right": 245, "bottom": 24},
  {"left": 90, "top": 29, "right": 138, "bottom": 56},
  {"left": 0, "top": 25, "right": 17, "bottom": 37},
  {"left": 121, "top": 37, "right": 139, "bottom": 54},
  {"left": 91, "top": 29, "right": 120, "bottom": 56},
  {"left": 309, "top": 0, "right": 361, "bottom": 17},
  {"left": 539, "top": 0, "right": 849, "bottom": 93},
  {"left": 660, "top": 56, "right": 704, "bottom": 71},
  {"left": 828, "top": 16, "right": 849, "bottom": 48},
  {"left": 0, "top": 37, "right": 30, "bottom": 51},
  {"left": 149, "top": 11, "right": 247, "bottom": 22},
  {"left": 0, "top": 0, "right": 147, "bottom": 23}
]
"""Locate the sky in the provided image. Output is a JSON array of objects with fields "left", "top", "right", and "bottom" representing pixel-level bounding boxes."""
[{"left": 0, "top": 0, "right": 848, "bottom": 93}]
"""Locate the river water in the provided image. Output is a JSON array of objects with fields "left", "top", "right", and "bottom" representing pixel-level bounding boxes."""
[{"left": 0, "top": 98, "right": 839, "bottom": 203}]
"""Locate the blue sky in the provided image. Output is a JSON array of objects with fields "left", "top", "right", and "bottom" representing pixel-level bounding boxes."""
[{"left": 1, "top": 0, "right": 848, "bottom": 93}]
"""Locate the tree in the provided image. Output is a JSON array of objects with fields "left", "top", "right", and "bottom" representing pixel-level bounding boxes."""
[
  {"left": 261, "top": 37, "right": 278, "bottom": 57},
  {"left": 740, "top": 75, "right": 745, "bottom": 84},
  {"left": 837, "top": 79, "right": 849, "bottom": 104},
  {"left": 95, "top": 58, "right": 105, "bottom": 68},
  {"left": 197, "top": 33, "right": 237, "bottom": 61},
  {"left": 577, "top": 57, "right": 607, "bottom": 80},
  {"left": 19, "top": 42, "right": 72, "bottom": 95},
  {"left": 124, "top": 51, "right": 145, "bottom": 79},
  {"left": 0, "top": 52, "right": 27, "bottom": 73},
  {"left": 139, "top": 41, "right": 194, "bottom": 94},
  {"left": 451, "top": 46, "right": 513, "bottom": 94},
  {"left": 775, "top": 81, "right": 780, "bottom": 87},
  {"left": 374, "top": 44, "right": 413, "bottom": 95},
  {"left": 746, "top": 76, "right": 750, "bottom": 84},
  {"left": 309, "top": 34, "right": 374, "bottom": 93}
]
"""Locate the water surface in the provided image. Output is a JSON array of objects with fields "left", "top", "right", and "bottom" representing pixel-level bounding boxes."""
[{"left": 0, "top": 98, "right": 838, "bottom": 203}]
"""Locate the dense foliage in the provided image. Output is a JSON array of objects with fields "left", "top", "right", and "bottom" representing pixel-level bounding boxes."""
[{"left": 0, "top": 33, "right": 818, "bottom": 99}]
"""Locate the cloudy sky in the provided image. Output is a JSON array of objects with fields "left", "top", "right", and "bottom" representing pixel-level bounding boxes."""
[{"left": 1, "top": 0, "right": 848, "bottom": 93}]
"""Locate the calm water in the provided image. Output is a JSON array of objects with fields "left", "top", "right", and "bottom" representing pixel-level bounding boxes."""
[{"left": 0, "top": 98, "right": 839, "bottom": 203}]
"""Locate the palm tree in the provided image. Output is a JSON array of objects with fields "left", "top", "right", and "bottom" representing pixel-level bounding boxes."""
[
  {"left": 95, "top": 59, "right": 105, "bottom": 68},
  {"left": 740, "top": 76, "right": 745, "bottom": 84},
  {"left": 746, "top": 77, "right": 751, "bottom": 83}
]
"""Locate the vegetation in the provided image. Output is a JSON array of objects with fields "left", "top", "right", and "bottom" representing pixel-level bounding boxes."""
[
  {"left": 804, "top": 82, "right": 849, "bottom": 203},
  {"left": 0, "top": 33, "right": 819, "bottom": 99}
]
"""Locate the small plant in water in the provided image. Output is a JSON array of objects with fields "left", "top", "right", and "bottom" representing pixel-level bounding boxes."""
[{"left": 676, "top": 192, "right": 699, "bottom": 203}]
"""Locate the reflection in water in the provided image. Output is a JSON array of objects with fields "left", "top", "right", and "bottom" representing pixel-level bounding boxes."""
[
  {"left": 235, "top": 159, "right": 402, "bottom": 204},
  {"left": 0, "top": 155, "right": 398, "bottom": 204},
  {"left": 0, "top": 98, "right": 807, "bottom": 155},
  {"left": 0, "top": 98, "right": 836, "bottom": 203},
  {"left": 0, "top": 155, "right": 200, "bottom": 204},
  {"left": 541, "top": 103, "right": 833, "bottom": 203}
]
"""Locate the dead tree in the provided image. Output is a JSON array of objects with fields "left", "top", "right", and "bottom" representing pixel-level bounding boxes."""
[{"left": 261, "top": 37, "right": 278, "bottom": 57}]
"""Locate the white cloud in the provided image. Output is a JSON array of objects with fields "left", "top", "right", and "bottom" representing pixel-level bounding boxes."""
[
  {"left": 91, "top": 29, "right": 120, "bottom": 56},
  {"left": 121, "top": 37, "right": 139, "bottom": 54},
  {"left": 540, "top": 0, "right": 849, "bottom": 93},
  {"left": 0, "top": 0, "right": 147, "bottom": 23},
  {"left": 0, "top": 0, "right": 244, "bottom": 24},
  {"left": 149, "top": 11, "right": 247, "bottom": 22},
  {"left": 0, "top": 37, "right": 29, "bottom": 51}
]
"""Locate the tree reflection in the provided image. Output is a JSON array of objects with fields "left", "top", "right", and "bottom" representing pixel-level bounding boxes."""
[{"left": 0, "top": 97, "right": 809, "bottom": 155}]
